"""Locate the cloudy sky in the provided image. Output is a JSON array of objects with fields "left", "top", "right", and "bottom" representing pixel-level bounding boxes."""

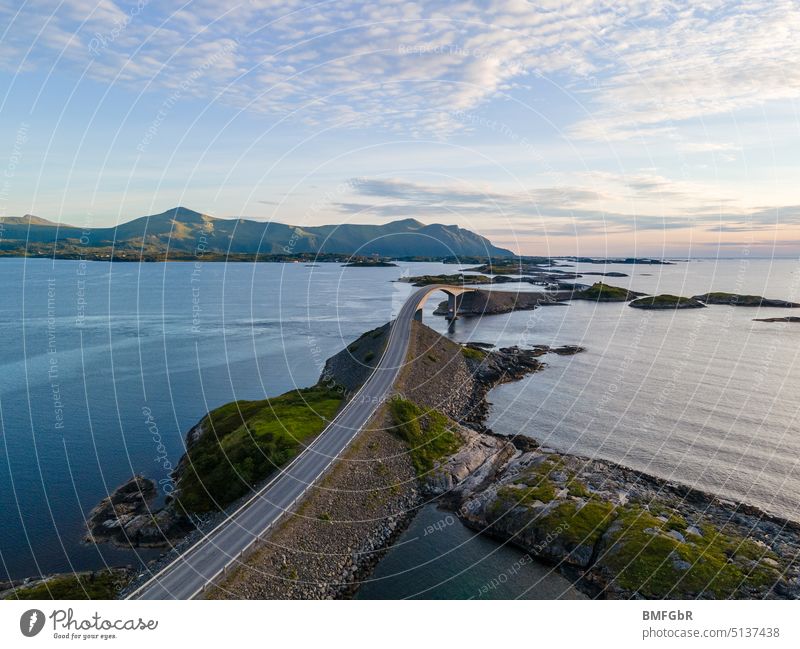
[{"left": 1, "top": 0, "right": 799, "bottom": 255}]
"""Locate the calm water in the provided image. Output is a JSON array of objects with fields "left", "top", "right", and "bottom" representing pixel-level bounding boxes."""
[
  {"left": 0, "top": 258, "right": 432, "bottom": 580},
  {"left": 438, "top": 259, "right": 800, "bottom": 522},
  {"left": 2, "top": 257, "right": 799, "bottom": 589},
  {"left": 355, "top": 504, "right": 585, "bottom": 599},
  {"left": 358, "top": 258, "right": 800, "bottom": 599}
]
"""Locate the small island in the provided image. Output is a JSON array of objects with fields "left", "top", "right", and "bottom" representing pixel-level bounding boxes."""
[
  {"left": 629, "top": 294, "right": 706, "bottom": 309},
  {"left": 693, "top": 292, "right": 800, "bottom": 308},
  {"left": 571, "top": 282, "right": 645, "bottom": 302},
  {"left": 342, "top": 259, "right": 398, "bottom": 267},
  {"left": 753, "top": 316, "right": 800, "bottom": 323}
]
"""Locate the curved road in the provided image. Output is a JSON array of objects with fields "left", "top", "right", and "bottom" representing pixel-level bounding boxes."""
[{"left": 129, "top": 285, "right": 448, "bottom": 599}]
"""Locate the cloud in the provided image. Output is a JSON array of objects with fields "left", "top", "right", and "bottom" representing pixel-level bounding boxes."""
[
  {"left": 568, "top": 3, "right": 800, "bottom": 141},
  {"left": 9, "top": 1, "right": 797, "bottom": 139},
  {"left": 676, "top": 142, "right": 740, "bottom": 154},
  {"left": 333, "top": 175, "right": 800, "bottom": 237}
]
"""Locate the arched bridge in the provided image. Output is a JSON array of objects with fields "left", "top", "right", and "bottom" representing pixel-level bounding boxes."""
[{"left": 412, "top": 284, "right": 477, "bottom": 322}]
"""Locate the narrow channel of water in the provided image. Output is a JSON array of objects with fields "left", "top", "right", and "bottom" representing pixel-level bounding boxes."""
[{"left": 355, "top": 504, "right": 586, "bottom": 600}]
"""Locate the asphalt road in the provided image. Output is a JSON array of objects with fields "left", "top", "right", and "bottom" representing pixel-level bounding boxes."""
[{"left": 129, "top": 285, "right": 441, "bottom": 599}]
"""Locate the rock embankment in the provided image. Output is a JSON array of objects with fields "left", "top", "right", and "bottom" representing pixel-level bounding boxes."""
[
  {"left": 320, "top": 323, "right": 390, "bottom": 393},
  {"left": 396, "top": 321, "right": 577, "bottom": 429}
]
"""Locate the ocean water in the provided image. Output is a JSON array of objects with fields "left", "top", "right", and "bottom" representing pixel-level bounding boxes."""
[
  {"left": 0, "top": 258, "right": 433, "bottom": 580},
  {"left": 357, "top": 258, "right": 800, "bottom": 599},
  {"left": 2, "top": 257, "right": 799, "bottom": 586},
  {"left": 427, "top": 258, "right": 800, "bottom": 522}
]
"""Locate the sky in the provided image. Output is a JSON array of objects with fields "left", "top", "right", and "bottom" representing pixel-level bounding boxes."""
[{"left": 1, "top": 0, "right": 799, "bottom": 256}]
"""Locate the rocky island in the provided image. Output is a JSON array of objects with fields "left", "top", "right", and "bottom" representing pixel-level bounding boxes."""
[
  {"left": 570, "top": 282, "right": 645, "bottom": 302},
  {"left": 629, "top": 294, "right": 706, "bottom": 309},
  {"left": 342, "top": 260, "right": 398, "bottom": 267},
  {"left": 753, "top": 316, "right": 800, "bottom": 323},
  {"left": 693, "top": 292, "right": 800, "bottom": 308}
]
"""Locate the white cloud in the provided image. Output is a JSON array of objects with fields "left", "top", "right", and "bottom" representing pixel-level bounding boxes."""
[
  {"left": 4, "top": 1, "right": 800, "bottom": 143},
  {"left": 676, "top": 142, "right": 740, "bottom": 153}
]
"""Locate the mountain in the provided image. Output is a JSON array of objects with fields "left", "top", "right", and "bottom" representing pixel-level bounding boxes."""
[
  {"left": 0, "top": 214, "right": 74, "bottom": 227},
  {"left": 0, "top": 207, "right": 514, "bottom": 258}
]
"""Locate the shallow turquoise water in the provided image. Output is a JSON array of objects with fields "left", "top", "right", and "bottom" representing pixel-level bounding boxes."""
[{"left": 355, "top": 504, "right": 586, "bottom": 600}]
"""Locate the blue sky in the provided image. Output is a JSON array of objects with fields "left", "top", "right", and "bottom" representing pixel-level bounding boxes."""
[{"left": 1, "top": 0, "right": 799, "bottom": 256}]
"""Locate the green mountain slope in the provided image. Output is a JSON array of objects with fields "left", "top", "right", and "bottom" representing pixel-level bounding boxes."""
[{"left": 0, "top": 207, "right": 513, "bottom": 258}]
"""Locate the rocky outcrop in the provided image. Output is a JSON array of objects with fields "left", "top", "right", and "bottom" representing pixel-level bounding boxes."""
[
  {"left": 1, "top": 568, "right": 131, "bottom": 600},
  {"left": 450, "top": 445, "right": 800, "bottom": 599},
  {"left": 693, "top": 293, "right": 800, "bottom": 308},
  {"left": 84, "top": 476, "right": 191, "bottom": 548},
  {"left": 422, "top": 424, "right": 516, "bottom": 500}
]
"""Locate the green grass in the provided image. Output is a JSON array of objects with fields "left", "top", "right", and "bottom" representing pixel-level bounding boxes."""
[
  {"left": 541, "top": 500, "right": 616, "bottom": 547},
  {"left": 597, "top": 507, "right": 781, "bottom": 598},
  {"left": 498, "top": 482, "right": 556, "bottom": 505},
  {"left": 5, "top": 571, "right": 127, "bottom": 600},
  {"left": 388, "top": 398, "right": 462, "bottom": 475},
  {"left": 176, "top": 385, "right": 343, "bottom": 513},
  {"left": 461, "top": 346, "right": 487, "bottom": 361},
  {"left": 364, "top": 351, "right": 375, "bottom": 363}
]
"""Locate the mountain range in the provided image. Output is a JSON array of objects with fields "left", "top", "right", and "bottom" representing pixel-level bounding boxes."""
[{"left": 0, "top": 207, "right": 513, "bottom": 259}]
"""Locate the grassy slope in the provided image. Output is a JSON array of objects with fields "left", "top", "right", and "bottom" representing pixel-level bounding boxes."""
[
  {"left": 176, "top": 385, "right": 343, "bottom": 513},
  {"left": 388, "top": 398, "right": 461, "bottom": 476}
]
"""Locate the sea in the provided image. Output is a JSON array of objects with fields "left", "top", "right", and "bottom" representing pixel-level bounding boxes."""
[{"left": 1, "top": 256, "right": 799, "bottom": 598}]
